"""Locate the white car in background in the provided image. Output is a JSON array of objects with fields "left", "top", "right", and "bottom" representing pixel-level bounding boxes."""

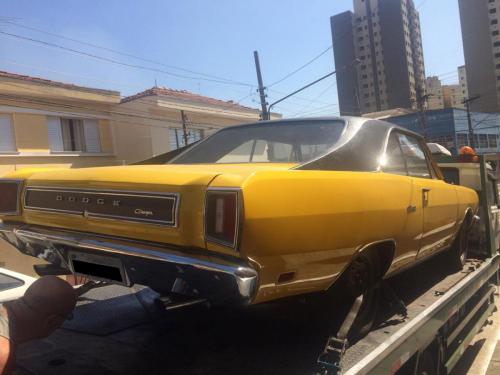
[{"left": 0, "top": 267, "right": 35, "bottom": 303}]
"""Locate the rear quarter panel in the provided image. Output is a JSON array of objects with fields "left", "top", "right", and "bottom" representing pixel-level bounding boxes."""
[
  {"left": 240, "top": 170, "right": 415, "bottom": 303},
  {"left": 455, "top": 184, "right": 479, "bottom": 225}
]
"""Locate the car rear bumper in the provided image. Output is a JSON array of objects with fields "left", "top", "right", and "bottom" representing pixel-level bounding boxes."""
[{"left": 0, "top": 222, "right": 258, "bottom": 305}]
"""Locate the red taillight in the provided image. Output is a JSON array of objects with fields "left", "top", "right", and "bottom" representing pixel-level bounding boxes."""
[
  {"left": 205, "top": 190, "right": 238, "bottom": 248},
  {"left": 0, "top": 180, "right": 21, "bottom": 215}
]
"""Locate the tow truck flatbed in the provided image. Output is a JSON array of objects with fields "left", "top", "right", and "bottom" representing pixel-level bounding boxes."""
[{"left": 14, "top": 252, "right": 498, "bottom": 375}]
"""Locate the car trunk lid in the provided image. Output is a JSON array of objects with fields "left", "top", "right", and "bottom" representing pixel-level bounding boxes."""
[{"left": 18, "top": 163, "right": 294, "bottom": 251}]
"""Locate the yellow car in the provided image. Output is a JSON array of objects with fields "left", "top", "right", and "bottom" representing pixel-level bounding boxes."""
[{"left": 0, "top": 118, "right": 478, "bottom": 307}]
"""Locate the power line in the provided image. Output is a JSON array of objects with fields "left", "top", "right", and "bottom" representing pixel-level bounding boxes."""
[
  {"left": 4, "top": 21, "right": 252, "bottom": 87},
  {"left": 0, "top": 29, "right": 342, "bottom": 111},
  {"left": 0, "top": 31, "right": 254, "bottom": 88},
  {"left": 291, "top": 80, "right": 337, "bottom": 117},
  {"left": 0, "top": 58, "right": 257, "bottom": 105},
  {"left": 416, "top": 0, "right": 429, "bottom": 10},
  {"left": 267, "top": 45, "right": 333, "bottom": 88},
  {"left": 0, "top": 58, "right": 147, "bottom": 91}
]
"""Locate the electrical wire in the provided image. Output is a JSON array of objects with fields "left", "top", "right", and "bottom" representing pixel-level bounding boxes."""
[
  {"left": 3, "top": 21, "right": 251, "bottom": 87},
  {"left": 290, "top": 80, "right": 338, "bottom": 117},
  {"left": 267, "top": 45, "right": 333, "bottom": 88},
  {"left": 0, "top": 31, "right": 339, "bottom": 111},
  {"left": 0, "top": 31, "right": 253, "bottom": 88}
]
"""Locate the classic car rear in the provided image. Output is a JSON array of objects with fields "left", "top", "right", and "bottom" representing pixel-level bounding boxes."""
[{"left": 0, "top": 117, "right": 478, "bottom": 306}]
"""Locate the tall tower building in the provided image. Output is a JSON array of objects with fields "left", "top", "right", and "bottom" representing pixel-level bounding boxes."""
[
  {"left": 458, "top": 0, "right": 500, "bottom": 112},
  {"left": 331, "top": 0, "right": 426, "bottom": 115}
]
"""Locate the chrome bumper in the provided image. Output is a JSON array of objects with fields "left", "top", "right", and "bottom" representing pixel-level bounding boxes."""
[{"left": 0, "top": 222, "right": 258, "bottom": 305}]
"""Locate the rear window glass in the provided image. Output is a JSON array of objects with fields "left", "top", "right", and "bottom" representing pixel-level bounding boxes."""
[{"left": 171, "top": 120, "right": 345, "bottom": 164}]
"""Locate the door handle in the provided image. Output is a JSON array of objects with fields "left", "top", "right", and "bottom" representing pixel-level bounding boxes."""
[
  {"left": 407, "top": 205, "right": 417, "bottom": 213},
  {"left": 422, "top": 188, "right": 430, "bottom": 207}
]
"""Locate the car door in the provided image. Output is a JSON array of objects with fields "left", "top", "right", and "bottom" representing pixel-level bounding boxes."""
[
  {"left": 397, "top": 133, "right": 459, "bottom": 259},
  {"left": 380, "top": 131, "right": 422, "bottom": 271}
]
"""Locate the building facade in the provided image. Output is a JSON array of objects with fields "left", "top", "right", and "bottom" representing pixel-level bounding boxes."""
[
  {"left": 0, "top": 71, "right": 120, "bottom": 176},
  {"left": 114, "top": 87, "right": 270, "bottom": 164},
  {"left": 442, "top": 85, "right": 466, "bottom": 109},
  {"left": 331, "top": 0, "right": 426, "bottom": 115},
  {"left": 458, "top": 0, "right": 500, "bottom": 112},
  {"left": 386, "top": 108, "right": 500, "bottom": 154},
  {"left": 426, "top": 66, "right": 468, "bottom": 110},
  {"left": 426, "top": 76, "right": 444, "bottom": 110},
  {"left": 0, "top": 71, "right": 269, "bottom": 174}
]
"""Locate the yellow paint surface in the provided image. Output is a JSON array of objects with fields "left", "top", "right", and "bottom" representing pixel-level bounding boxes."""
[{"left": 0, "top": 163, "right": 478, "bottom": 304}]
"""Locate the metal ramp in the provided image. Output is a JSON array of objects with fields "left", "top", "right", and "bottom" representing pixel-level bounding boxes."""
[{"left": 15, "top": 252, "right": 493, "bottom": 375}]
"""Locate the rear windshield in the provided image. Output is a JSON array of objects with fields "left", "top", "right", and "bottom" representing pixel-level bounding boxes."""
[{"left": 170, "top": 120, "right": 345, "bottom": 164}]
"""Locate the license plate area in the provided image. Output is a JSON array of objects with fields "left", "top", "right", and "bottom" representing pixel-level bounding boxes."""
[{"left": 68, "top": 251, "right": 129, "bottom": 286}]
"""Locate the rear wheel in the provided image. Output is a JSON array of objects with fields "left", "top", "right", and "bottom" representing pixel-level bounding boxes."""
[{"left": 343, "top": 254, "right": 381, "bottom": 341}]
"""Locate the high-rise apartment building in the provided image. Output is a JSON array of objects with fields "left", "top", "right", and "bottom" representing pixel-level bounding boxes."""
[
  {"left": 458, "top": 0, "right": 500, "bottom": 112},
  {"left": 443, "top": 85, "right": 467, "bottom": 109},
  {"left": 331, "top": 0, "right": 426, "bottom": 115},
  {"left": 426, "top": 66, "right": 468, "bottom": 110},
  {"left": 426, "top": 76, "right": 444, "bottom": 110}
]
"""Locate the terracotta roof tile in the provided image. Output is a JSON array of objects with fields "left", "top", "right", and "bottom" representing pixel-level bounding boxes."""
[
  {"left": 0, "top": 70, "right": 120, "bottom": 96},
  {"left": 121, "top": 87, "right": 258, "bottom": 112}
]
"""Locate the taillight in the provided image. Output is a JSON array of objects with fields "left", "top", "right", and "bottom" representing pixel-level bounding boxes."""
[
  {"left": 0, "top": 180, "right": 21, "bottom": 215},
  {"left": 205, "top": 190, "right": 239, "bottom": 248}
]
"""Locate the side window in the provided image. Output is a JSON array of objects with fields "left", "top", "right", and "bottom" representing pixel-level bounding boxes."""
[
  {"left": 382, "top": 132, "right": 407, "bottom": 176},
  {"left": 441, "top": 167, "right": 460, "bottom": 185},
  {"left": 397, "top": 134, "right": 431, "bottom": 179}
]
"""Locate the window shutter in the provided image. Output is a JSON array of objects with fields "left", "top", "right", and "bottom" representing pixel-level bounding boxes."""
[
  {"left": 0, "top": 115, "right": 16, "bottom": 152},
  {"left": 169, "top": 128, "right": 181, "bottom": 150},
  {"left": 83, "top": 119, "right": 101, "bottom": 153},
  {"left": 47, "top": 117, "right": 64, "bottom": 152}
]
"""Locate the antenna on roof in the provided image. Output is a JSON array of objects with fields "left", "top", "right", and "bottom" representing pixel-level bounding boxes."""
[{"left": 154, "top": 78, "right": 158, "bottom": 88}]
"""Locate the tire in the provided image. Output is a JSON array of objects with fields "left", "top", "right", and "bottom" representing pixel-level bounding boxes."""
[
  {"left": 416, "top": 349, "right": 437, "bottom": 375},
  {"left": 344, "top": 254, "right": 381, "bottom": 341},
  {"left": 449, "top": 222, "right": 469, "bottom": 271}
]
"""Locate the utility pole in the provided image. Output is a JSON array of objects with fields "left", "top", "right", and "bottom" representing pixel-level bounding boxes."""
[
  {"left": 463, "top": 95, "right": 481, "bottom": 149},
  {"left": 180, "top": 110, "right": 189, "bottom": 147},
  {"left": 253, "top": 51, "right": 269, "bottom": 121},
  {"left": 416, "top": 86, "right": 431, "bottom": 141}
]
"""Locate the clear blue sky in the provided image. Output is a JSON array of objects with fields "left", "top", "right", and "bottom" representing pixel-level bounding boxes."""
[{"left": 0, "top": 0, "right": 464, "bottom": 117}]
